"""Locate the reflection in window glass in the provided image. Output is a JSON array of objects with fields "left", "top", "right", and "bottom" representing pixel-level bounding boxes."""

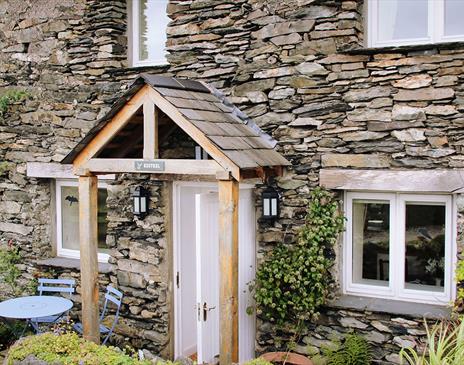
[
  {"left": 352, "top": 200, "right": 390, "bottom": 286},
  {"left": 138, "top": 0, "right": 169, "bottom": 63},
  {"left": 444, "top": 0, "right": 464, "bottom": 37},
  {"left": 404, "top": 203, "right": 445, "bottom": 292},
  {"left": 61, "top": 186, "right": 109, "bottom": 254},
  {"left": 377, "top": 0, "right": 428, "bottom": 42}
]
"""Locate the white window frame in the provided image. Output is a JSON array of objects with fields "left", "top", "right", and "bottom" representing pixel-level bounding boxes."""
[
  {"left": 56, "top": 179, "right": 109, "bottom": 263},
  {"left": 343, "top": 191, "right": 456, "bottom": 305},
  {"left": 128, "top": 0, "right": 169, "bottom": 67},
  {"left": 367, "top": 0, "right": 464, "bottom": 47}
]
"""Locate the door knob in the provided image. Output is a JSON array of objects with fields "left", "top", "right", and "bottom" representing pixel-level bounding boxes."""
[{"left": 202, "top": 302, "right": 216, "bottom": 321}]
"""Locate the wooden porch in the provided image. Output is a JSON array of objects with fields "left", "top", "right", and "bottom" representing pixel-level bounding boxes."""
[{"left": 62, "top": 75, "right": 290, "bottom": 364}]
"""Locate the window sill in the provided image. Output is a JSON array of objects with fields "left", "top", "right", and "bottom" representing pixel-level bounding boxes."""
[
  {"left": 344, "top": 41, "right": 464, "bottom": 55},
  {"left": 35, "top": 257, "right": 114, "bottom": 274},
  {"left": 327, "top": 295, "right": 451, "bottom": 319},
  {"left": 124, "top": 63, "right": 170, "bottom": 71}
]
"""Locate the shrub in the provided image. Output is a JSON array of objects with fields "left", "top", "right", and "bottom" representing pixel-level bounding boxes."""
[
  {"left": 254, "top": 187, "right": 345, "bottom": 325},
  {"left": 7, "top": 333, "right": 152, "bottom": 365},
  {"left": 399, "top": 320, "right": 464, "bottom": 365},
  {"left": 324, "top": 334, "right": 372, "bottom": 365}
]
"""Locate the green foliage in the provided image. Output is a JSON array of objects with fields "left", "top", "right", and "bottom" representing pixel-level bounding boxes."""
[
  {"left": 254, "top": 187, "right": 345, "bottom": 325},
  {"left": 243, "top": 358, "right": 274, "bottom": 365},
  {"left": 400, "top": 320, "right": 464, "bottom": 365},
  {"left": 0, "top": 90, "right": 27, "bottom": 117},
  {"left": 0, "top": 242, "right": 36, "bottom": 300},
  {"left": 0, "top": 244, "right": 22, "bottom": 298},
  {"left": 7, "top": 333, "right": 152, "bottom": 365},
  {"left": 0, "top": 162, "right": 11, "bottom": 176},
  {"left": 324, "top": 334, "right": 372, "bottom": 365}
]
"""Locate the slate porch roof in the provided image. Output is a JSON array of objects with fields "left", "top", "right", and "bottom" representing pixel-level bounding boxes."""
[{"left": 62, "top": 74, "right": 291, "bottom": 169}]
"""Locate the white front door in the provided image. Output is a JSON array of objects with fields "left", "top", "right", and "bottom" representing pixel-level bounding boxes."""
[
  {"left": 195, "top": 192, "right": 220, "bottom": 364},
  {"left": 174, "top": 183, "right": 256, "bottom": 364}
]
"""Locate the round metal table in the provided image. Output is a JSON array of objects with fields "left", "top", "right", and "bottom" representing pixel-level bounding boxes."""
[{"left": 0, "top": 296, "right": 73, "bottom": 334}]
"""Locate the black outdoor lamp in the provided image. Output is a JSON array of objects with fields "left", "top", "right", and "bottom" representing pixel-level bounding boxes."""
[
  {"left": 261, "top": 180, "right": 280, "bottom": 221},
  {"left": 132, "top": 186, "right": 149, "bottom": 218}
]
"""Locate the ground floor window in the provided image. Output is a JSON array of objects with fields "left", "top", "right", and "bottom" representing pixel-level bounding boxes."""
[
  {"left": 344, "top": 192, "right": 454, "bottom": 305},
  {"left": 56, "top": 180, "right": 110, "bottom": 262}
]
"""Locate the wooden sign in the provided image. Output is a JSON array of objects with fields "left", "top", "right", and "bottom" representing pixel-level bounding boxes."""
[{"left": 134, "top": 160, "right": 165, "bottom": 172}]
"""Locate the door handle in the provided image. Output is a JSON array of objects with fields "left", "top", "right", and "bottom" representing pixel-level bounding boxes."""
[{"left": 202, "top": 302, "right": 216, "bottom": 321}]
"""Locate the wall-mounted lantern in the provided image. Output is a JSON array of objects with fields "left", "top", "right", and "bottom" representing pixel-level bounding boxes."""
[
  {"left": 261, "top": 183, "right": 280, "bottom": 221},
  {"left": 132, "top": 186, "right": 149, "bottom": 219}
]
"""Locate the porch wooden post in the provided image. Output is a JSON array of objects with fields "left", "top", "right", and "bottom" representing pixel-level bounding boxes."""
[
  {"left": 78, "top": 175, "right": 100, "bottom": 344},
  {"left": 218, "top": 179, "right": 239, "bottom": 365}
]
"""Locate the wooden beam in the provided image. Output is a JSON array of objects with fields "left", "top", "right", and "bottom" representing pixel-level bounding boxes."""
[
  {"left": 143, "top": 98, "right": 159, "bottom": 159},
  {"left": 73, "top": 84, "right": 149, "bottom": 169},
  {"left": 146, "top": 87, "right": 241, "bottom": 181},
  {"left": 78, "top": 175, "right": 100, "bottom": 344},
  {"left": 218, "top": 179, "right": 239, "bottom": 365},
  {"left": 26, "top": 162, "right": 115, "bottom": 180},
  {"left": 320, "top": 169, "right": 464, "bottom": 193},
  {"left": 79, "top": 158, "right": 227, "bottom": 177}
]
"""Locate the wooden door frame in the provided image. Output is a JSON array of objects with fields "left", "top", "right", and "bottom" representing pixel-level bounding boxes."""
[{"left": 172, "top": 181, "right": 255, "bottom": 360}]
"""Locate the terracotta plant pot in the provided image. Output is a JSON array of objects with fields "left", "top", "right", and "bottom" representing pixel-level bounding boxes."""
[{"left": 260, "top": 351, "right": 313, "bottom": 365}]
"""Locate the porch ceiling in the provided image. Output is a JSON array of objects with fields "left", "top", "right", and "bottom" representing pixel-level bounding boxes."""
[{"left": 61, "top": 74, "right": 291, "bottom": 173}]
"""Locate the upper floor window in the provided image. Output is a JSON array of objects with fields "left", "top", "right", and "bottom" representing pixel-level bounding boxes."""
[
  {"left": 367, "top": 0, "right": 464, "bottom": 47},
  {"left": 128, "top": 0, "right": 170, "bottom": 67}
]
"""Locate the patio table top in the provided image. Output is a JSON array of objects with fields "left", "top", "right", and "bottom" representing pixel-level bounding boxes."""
[{"left": 0, "top": 295, "right": 73, "bottom": 319}]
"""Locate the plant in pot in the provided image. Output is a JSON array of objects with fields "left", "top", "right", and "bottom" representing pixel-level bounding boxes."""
[{"left": 253, "top": 187, "right": 345, "bottom": 365}]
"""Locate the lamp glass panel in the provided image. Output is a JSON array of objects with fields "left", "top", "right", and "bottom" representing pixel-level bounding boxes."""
[
  {"left": 271, "top": 198, "right": 278, "bottom": 216},
  {"left": 263, "top": 198, "right": 270, "bottom": 216},
  {"left": 140, "top": 196, "right": 147, "bottom": 213},
  {"left": 134, "top": 197, "right": 140, "bottom": 214}
]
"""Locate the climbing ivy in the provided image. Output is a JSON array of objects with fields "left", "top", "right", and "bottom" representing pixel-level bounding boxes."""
[
  {"left": 254, "top": 187, "right": 345, "bottom": 326},
  {"left": 0, "top": 90, "right": 27, "bottom": 117}
]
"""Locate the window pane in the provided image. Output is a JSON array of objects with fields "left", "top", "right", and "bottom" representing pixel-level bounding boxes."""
[
  {"left": 352, "top": 200, "right": 390, "bottom": 286},
  {"left": 444, "top": 0, "right": 464, "bottom": 37},
  {"left": 97, "top": 189, "right": 109, "bottom": 253},
  {"left": 377, "top": 0, "right": 428, "bottom": 42},
  {"left": 138, "top": 0, "right": 169, "bottom": 63},
  {"left": 404, "top": 203, "right": 445, "bottom": 292},
  {"left": 61, "top": 186, "right": 108, "bottom": 254},
  {"left": 61, "top": 186, "right": 80, "bottom": 251}
]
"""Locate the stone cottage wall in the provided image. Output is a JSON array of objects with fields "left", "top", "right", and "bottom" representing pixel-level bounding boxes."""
[
  {"left": 165, "top": 0, "right": 464, "bottom": 363},
  {"left": 0, "top": 0, "right": 171, "bottom": 353},
  {"left": 1, "top": 0, "right": 464, "bottom": 362}
]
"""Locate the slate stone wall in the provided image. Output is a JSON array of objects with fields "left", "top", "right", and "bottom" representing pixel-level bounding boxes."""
[{"left": 1, "top": 0, "right": 464, "bottom": 362}]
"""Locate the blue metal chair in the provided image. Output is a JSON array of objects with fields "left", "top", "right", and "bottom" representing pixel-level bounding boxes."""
[
  {"left": 73, "top": 285, "right": 123, "bottom": 345},
  {"left": 32, "top": 278, "right": 75, "bottom": 331}
]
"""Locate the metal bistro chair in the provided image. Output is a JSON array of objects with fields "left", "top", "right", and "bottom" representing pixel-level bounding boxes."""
[
  {"left": 32, "top": 278, "right": 76, "bottom": 331},
  {"left": 73, "top": 285, "right": 123, "bottom": 345}
]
